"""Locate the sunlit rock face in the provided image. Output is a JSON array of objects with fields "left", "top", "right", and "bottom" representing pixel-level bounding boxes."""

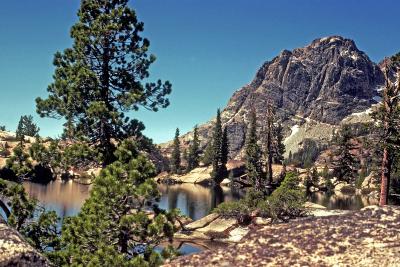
[
  {"left": 164, "top": 205, "right": 400, "bottom": 267},
  {"left": 0, "top": 219, "right": 50, "bottom": 267},
  {"left": 160, "top": 36, "right": 385, "bottom": 159}
]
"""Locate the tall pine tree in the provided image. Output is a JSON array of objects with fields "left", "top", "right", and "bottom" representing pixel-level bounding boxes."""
[
  {"left": 273, "top": 123, "right": 285, "bottom": 164},
  {"left": 201, "top": 141, "right": 213, "bottom": 166},
  {"left": 263, "top": 102, "right": 275, "bottom": 185},
  {"left": 211, "top": 109, "right": 228, "bottom": 184},
  {"left": 36, "top": 0, "right": 172, "bottom": 165},
  {"left": 245, "top": 110, "right": 264, "bottom": 190},
  {"left": 373, "top": 60, "right": 400, "bottom": 205},
  {"left": 333, "top": 125, "right": 359, "bottom": 183},
  {"left": 187, "top": 125, "right": 200, "bottom": 172},
  {"left": 170, "top": 128, "right": 181, "bottom": 174}
]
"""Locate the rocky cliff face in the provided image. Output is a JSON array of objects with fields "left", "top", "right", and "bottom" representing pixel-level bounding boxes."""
[{"left": 161, "top": 36, "right": 385, "bottom": 159}]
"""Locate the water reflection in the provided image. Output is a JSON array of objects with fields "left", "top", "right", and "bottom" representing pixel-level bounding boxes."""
[
  {"left": 23, "top": 180, "right": 246, "bottom": 221},
  {"left": 157, "top": 184, "right": 245, "bottom": 220},
  {"left": 23, "top": 179, "right": 91, "bottom": 218},
  {"left": 309, "top": 192, "right": 379, "bottom": 210},
  {"left": 23, "top": 180, "right": 382, "bottom": 222}
]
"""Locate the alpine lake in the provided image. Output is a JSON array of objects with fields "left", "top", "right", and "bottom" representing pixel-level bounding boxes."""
[{"left": 22, "top": 179, "right": 379, "bottom": 255}]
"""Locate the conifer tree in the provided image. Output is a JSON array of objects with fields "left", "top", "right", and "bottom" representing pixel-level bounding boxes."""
[
  {"left": 373, "top": 61, "right": 400, "bottom": 205},
  {"left": 263, "top": 102, "right": 275, "bottom": 185},
  {"left": 333, "top": 125, "right": 359, "bottom": 183},
  {"left": 170, "top": 128, "right": 181, "bottom": 174},
  {"left": 221, "top": 127, "right": 229, "bottom": 169},
  {"left": 16, "top": 115, "right": 40, "bottom": 142},
  {"left": 287, "top": 151, "right": 293, "bottom": 164},
  {"left": 245, "top": 110, "right": 264, "bottom": 190},
  {"left": 310, "top": 166, "right": 319, "bottom": 186},
  {"left": 6, "top": 144, "right": 33, "bottom": 180},
  {"left": 36, "top": 0, "right": 172, "bottom": 165},
  {"left": 273, "top": 123, "right": 285, "bottom": 164},
  {"left": 187, "top": 125, "right": 200, "bottom": 172},
  {"left": 54, "top": 140, "right": 178, "bottom": 266},
  {"left": 211, "top": 109, "right": 228, "bottom": 184},
  {"left": 0, "top": 179, "right": 60, "bottom": 253},
  {"left": 202, "top": 141, "right": 213, "bottom": 166}
]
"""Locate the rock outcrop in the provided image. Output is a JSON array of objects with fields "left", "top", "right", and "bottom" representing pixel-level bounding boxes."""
[
  {"left": 361, "top": 171, "right": 380, "bottom": 193},
  {"left": 164, "top": 205, "right": 400, "bottom": 267},
  {"left": 0, "top": 219, "right": 50, "bottom": 267},
  {"left": 160, "top": 36, "right": 385, "bottom": 159}
]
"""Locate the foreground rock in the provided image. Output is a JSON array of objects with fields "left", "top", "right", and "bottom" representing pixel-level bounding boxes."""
[
  {"left": 164, "top": 205, "right": 400, "bottom": 267},
  {"left": 176, "top": 213, "right": 250, "bottom": 243},
  {"left": 175, "top": 202, "right": 344, "bottom": 245},
  {"left": 360, "top": 171, "right": 380, "bottom": 194},
  {"left": 0, "top": 219, "right": 50, "bottom": 267}
]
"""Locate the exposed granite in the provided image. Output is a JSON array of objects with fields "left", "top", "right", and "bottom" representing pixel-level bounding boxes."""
[
  {"left": 164, "top": 205, "right": 400, "bottom": 267},
  {"left": 160, "top": 36, "right": 385, "bottom": 160},
  {"left": 0, "top": 219, "right": 50, "bottom": 267}
]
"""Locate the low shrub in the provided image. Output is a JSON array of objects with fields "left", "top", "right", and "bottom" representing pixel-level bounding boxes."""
[
  {"left": 213, "top": 200, "right": 250, "bottom": 218},
  {"left": 214, "top": 172, "right": 306, "bottom": 223},
  {"left": 260, "top": 172, "right": 306, "bottom": 221}
]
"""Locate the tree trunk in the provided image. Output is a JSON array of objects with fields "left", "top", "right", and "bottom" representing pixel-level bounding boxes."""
[
  {"left": 379, "top": 147, "right": 389, "bottom": 206},
  {"left": 266, "top": 121, "right": 273, "bottom": 185}
]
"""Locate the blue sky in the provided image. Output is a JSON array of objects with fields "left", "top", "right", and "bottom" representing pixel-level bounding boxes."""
[{"left": 0, "top": 0, "right": 399, "bottom": 143}]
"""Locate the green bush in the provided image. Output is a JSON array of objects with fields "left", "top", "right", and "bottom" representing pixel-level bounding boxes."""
[
  {"left": 213, "top": 200, "right": 250, "bottom": 218},
  {"left": 261, "top": 172, "right": 306, "bottom": 221},
  {"left": 214, "top": 172, "right": 306, "bottom": 222}
]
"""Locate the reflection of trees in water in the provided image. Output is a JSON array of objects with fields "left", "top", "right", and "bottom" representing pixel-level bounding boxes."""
[
  {"left": 211, "top": 186, "right": 224, "bottom": 211},
  {"left": 157, "top": 184, "right": 244, "bottom": 220},
  {"left": 167, "top": 186, "right": 179, "bottom": 211},
  {"left": 22, "top": 180, "right": 91, "bottom": 219},
  {"left": 309, "top": 192, "right": 379, "bottom": 210}
]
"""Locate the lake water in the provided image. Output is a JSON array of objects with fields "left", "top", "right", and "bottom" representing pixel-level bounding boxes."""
[
  {"left": 23, "top": 179, "right": 91, "bottom": 218},
  {"left": 22, "top": 180, "right": 246, "bottom": 221},
  {"left": 23, "top": 180, "right": 379, "bottom": 220},
  {"left": 21, "top": 180, "right": 382, "bottom": 254}
]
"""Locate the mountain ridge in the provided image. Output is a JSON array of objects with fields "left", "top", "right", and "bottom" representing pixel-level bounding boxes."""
[{"left": 160, "top": 35, "right": 387, "bottom": 160}]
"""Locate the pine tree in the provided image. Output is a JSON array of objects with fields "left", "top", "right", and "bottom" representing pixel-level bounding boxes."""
[
  {"left": 333, "top": 125, "right": 359, "bottom": 183},
  {"left": 36, "top": 0, "right": 172, "bottom": 165},
  {"left": 245, "top": 110, "right": 264, "bottom": 190},
  {"left": 170, "top": 128, "right": 181, "bottom": 174},
  {"left": 263, "top": 102, "right": 275, "bottom": 185},
  {"left": 202, "top": 141, "right": 213, "bottom": 166},
  {"left": 0, "top": 179, "right": 60, "bottom": 253},
  {"left": 211, "top": 109, "right": 228, "bottom": 184},
  {"left": 15, "top": 115, "right": 40, "bottom": 142},
  {"left": 272, "top": 123, "right": 285, "bottom": 164},
  {"left": 187, "top": 125, "right": 200, "bottom": 172},
  {"left": 53, "top": 140, "right": 178, "bottom": 266},
  {"left": 287, "top": 151, "right": 293, "bottom": 164},
  {"left": 310, "top": 167, "right": 319, "bottom": 186},
  {"left": 6, "top": 144, "right": 33, "bottom": 180},
  {"left": 221, "top": 127, "right": 229, "bottom": 169},
  {"left": 372, "top": 60, "right": 400, "bottom": 205}
]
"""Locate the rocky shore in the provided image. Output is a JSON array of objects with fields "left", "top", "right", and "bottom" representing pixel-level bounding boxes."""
[
  {"left": 164, "top": 205, "right": 400, "bottom": 267},
  {"left": 173, "top": 202, "right": 347, "bottom": 244}
]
